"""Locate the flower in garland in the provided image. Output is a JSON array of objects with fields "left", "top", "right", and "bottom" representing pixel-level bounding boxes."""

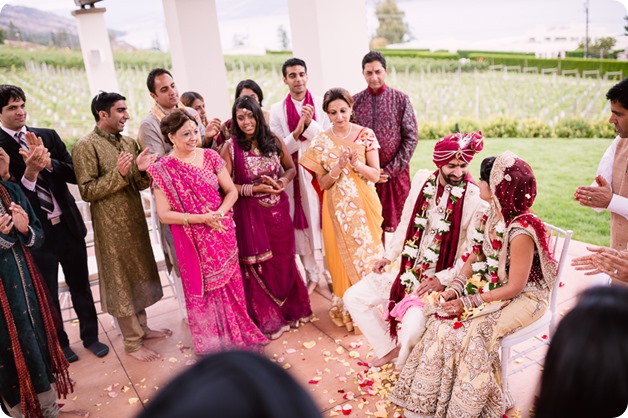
[
  {"left": 435, "top": 219, "right": 451, "bottom": 233},
  {"left": 400, "top": 270, "right": 420, "bottom": 289},
  {"left": 423, "top": 248, "right": 439, "bottom": 263},
  {"left": 414, "top": 215, "right": 427, "bottom": 230},
  {"left": 402, "top": 241, "right": 419, "bottom": 259},
  {"left": 450, "top": 185, "right": 465, "bottom": 200}
]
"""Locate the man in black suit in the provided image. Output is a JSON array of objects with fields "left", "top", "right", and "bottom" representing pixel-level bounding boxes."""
[{"left": 0, "top": 84, "right": 108, "bottom": 362}]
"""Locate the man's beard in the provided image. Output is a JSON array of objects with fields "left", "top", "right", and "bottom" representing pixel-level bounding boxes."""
[{"left": 439, "top": 168, "right": 465, "bottom": 186}]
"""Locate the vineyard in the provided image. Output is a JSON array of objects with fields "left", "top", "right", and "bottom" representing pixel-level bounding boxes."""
[{"left": 0, "top": 54, "right": 619, "bottom": 145}]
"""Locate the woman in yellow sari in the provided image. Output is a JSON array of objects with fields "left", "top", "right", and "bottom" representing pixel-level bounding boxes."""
[{"left": 300, "top": 88, "right": 383, "bottom": 332}]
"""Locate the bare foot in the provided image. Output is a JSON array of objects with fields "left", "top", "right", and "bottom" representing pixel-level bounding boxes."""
[
  {"left": 59, "top": 409, "right": 89, "bottom": 417},
  {"left": 372, "top": 346, "right": 400, "bottom": 367},
  {"left": 144, "top": 328, "right": 173, "bottom": 339},
  {"left": 127, "top": 346, "right": 161, "bottom": 362}
]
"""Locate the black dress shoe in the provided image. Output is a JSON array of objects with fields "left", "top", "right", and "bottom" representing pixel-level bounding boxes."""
[
  {"left": 62, "top": 346, "right": 79, "bottom": 363},
  {"left": 86, "top": 341, "right": 109, "bottom": 358}
]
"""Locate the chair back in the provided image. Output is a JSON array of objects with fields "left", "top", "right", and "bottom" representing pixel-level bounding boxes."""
[{"left": 543, "top": 222, "right": 572, "bottom": 337}]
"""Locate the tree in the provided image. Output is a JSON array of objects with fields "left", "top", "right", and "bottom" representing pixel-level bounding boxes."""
[
  {"left": 277, "top": 25, "right": 290, "bottom": 50},
  {"left": 624, "top": 15, "right": 628, "bottom": 36},
  {"left": 0, "top": 29, "right": 5, "bottom": 45},
  {"left": 374, "top": 0, "right": 410, "bottom": 45},
  {"left": 577, "top": 37, "right": 617, "bottom": 58}
]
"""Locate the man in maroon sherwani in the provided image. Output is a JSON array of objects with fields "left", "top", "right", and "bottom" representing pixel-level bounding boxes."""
[{"left": 353, "top": 51, "right": 418, "bottom": 241}]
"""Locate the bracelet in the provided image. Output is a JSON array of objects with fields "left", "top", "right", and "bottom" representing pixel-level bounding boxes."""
[
  {"left": 183, "top": 213, "right": 189, "bottom": 226},
  {"left": 328, "top": 170, "right": 340, "bottom": 180},
  {"left": 351, "top": 161, "right": 362, "bottom": 171},
  {"left": 240, "top": 184, "right": 254, "bottom": 197},
  {"left": 278, "top": 177, "right": 288, "bottom": 187}
]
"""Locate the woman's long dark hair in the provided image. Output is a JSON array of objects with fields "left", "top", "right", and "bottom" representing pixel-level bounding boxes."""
[{"left": 231, "top": 96, "right": 281, "bottom": 157}]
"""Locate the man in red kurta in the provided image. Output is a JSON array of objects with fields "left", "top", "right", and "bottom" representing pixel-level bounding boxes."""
[{"left": 353, "top": 51, "right": 418, "bottom": 237}]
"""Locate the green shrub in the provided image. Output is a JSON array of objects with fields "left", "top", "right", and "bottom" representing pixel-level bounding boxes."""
[
  {"left": 418, "top": 121, "right": 448, "bottom": 140},
  {"left": 591, "top": 118, "right": 617, "bottom": 139},
  {"left": 447, "top": 118, "right": 481, "bottom": 134},
  {"left": 518, "top": 119, "right": 553, "bottom": 138},
  {"left": 467, "top": 53, "right": 628, "bottom": 77},
  {"left": 554, "top": 117, "right": 594, "bottom": 138},
  {"left": 483, "top": 117, "right": 519, "bottom": 138}
]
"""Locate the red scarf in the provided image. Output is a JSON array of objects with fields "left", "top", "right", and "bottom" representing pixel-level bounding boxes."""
[
  {"left": 285, "top": 91, "right": 316, "bottom": 230},
  {"left": 387, "top": 171, "right": 473, "bottom": 339},
  {"left": 0, "top": 184, "right": 72, "bottom": 418}
]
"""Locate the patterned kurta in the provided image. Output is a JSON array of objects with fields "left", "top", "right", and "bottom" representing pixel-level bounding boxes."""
[
  {"left": 72, "top": 127, "right": 162, "bottom": 317},
  {"left": 353, "top": 85, "right": 418, "bottom": 232}
]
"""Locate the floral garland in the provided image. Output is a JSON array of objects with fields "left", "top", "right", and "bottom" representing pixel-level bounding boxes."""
[
  {"left": 399, "top": 174, "right": 466, "bottom": 292},
  {"left": 466, "top": 212, "right": 506, "bottom": 291}
]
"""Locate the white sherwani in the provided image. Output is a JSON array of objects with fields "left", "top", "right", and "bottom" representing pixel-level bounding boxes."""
[
  {"left": 269, "top": 95, "right": 331, "bottom": 279},
  {"left": 344, "top": 170, "right": 488, "bottom": 367}
]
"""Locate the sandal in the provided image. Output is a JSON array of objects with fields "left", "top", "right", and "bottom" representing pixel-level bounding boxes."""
[
  {"left": 342, "top": 312, "right": 354, "bottom": 333},
  {"left": 328, "top": 306, "right": 344, "bottom": 327}
]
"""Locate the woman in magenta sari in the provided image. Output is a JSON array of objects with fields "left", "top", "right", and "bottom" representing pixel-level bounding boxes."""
[
  {"left": 147, "top": 109, "right": 267, "bottom": 355},
  {"left": 220, "top": 96, "right": 312, "bottom": 340}
]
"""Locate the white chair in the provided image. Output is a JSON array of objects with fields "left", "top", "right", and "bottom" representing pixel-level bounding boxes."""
[{"left": 500, "top": 222, "right": 572, "bottom": 412}]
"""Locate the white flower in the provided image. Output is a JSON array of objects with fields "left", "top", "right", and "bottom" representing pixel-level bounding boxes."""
[
  {"left": 482, "top": 282, "right": 492, "bottom": 293},
  {"left": 424, "top": 248, "right": 439, "bottom": 263},
  {"left": 402, "top": 245, "right": 419, "bottom": 259},
  {"left": 436, "top": 219, "right": 451, "bottom": 233},
  {"left": 486, "top": 256, "right": 499, "bottom": 268},
  {"left": 472, "top": 261, "right": 487, "bottom": 273},
  {"left": 414, "top": 215, "right": 427, "bottom": 228},
  {"left": 450, "top": 186, "right": 464, "bottom": 199},
  {"left": 400, "top": 271, "right": 419, "bottom": 289},
  {"left": 423, "top": 183, "right": 436, "bottom": 197},
  {"left": 471, "top": 229, "right": 484, "bottom": 243},
  {"left": 494, "top": 221, "right": 506, "bottom": 235}
]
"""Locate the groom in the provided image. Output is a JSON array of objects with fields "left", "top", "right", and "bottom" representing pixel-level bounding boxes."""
[{"left": 344, "top": 132, "right": 487, "bottom": 368}]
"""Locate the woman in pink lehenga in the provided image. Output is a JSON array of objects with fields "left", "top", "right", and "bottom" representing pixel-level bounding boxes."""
[
  {"left": 147, "top": 109, "right": 268, "bottom": 355},
  {"left": 220, "top": 96, "right": 312, "bottom": 341}
]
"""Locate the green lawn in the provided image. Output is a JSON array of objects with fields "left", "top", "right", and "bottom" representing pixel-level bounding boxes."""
[{"left": 409, "top": 137, "right": 613, "bottom": 246}]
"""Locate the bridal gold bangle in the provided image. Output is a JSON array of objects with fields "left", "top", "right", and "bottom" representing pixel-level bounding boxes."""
[
  {"left": 329, "top": 170, "right": 340, "bottom": 180},
  {"left": 183, "top": 213, "right": 189, "bottom": 226}
]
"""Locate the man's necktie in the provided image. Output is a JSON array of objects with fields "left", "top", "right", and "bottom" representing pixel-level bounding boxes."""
[{"left": 15, "top": 131, "right": 54, "bottom": 214}]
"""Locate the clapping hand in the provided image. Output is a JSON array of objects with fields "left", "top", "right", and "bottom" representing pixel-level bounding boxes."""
[
  {"left": 9, "top": 202, "right": 29, "bottom": 234},
  {"left": 0, "top": 213, "right": 13, "bottom": 235},
  {"left": 136, "top": 148, "right": 158, "bottom": 172},
  {"left": 0, "top": 148, "right": 10, "bottom": 181},
  {"left": 117, "top": 152, "right": 133, "bottom": 176},
  {"left": 206, "top": 118, "right": 222, "bottom": 139}
]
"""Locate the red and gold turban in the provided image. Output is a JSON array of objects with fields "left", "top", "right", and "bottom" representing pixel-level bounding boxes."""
[{"left": 432, "top": 131, "right": 484, "bottom": 167}]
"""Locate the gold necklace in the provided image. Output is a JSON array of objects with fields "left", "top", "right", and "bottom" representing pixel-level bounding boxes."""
[
  {"left": 331, "top": 124, "right": 352, "bottom": 140},
  {"left": 173, "top": 149, "right": 197, "bottom": 164}
]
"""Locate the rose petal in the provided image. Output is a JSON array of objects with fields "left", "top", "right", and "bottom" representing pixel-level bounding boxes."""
[
  {"left": 128, "top": 397, "right": 139, "bottom": 405},
  {"left": 286, "top": 348, "right": 297, "bottom": 354},
  {"left": 107, "top": 392, "right": 118, "bottom": 398},
  {"left": 303, "top": 341, "right": 316, "bottom": 349},
  {"left": 342, "top": 404, "right": 353, "bottom": 415}
]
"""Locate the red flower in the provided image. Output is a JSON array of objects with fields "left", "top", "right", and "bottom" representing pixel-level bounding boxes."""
[
  {"left": 491, "top": 275, "right": 499, "bottom": 283},
  {"left": 478, "top": 287, "right": 484, "bottom": 294},
  {"left": 559, "top": 282, "right": 565, "bottom": 287},
  {"left": 462, "top": 252, "right": 470, "bottom": 262},
  {"left": 453, "top": 321, "right": 463, "bottom": 329},
  {"left": 491, "top": 239, "right": 502, "bottom": 250},
  {"left": 405, "top": 261, "right": 412, "bottom": 269}
]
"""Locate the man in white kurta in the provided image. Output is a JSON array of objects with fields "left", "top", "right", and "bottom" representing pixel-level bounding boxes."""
[
  {"left": 344, "top": 133, "right": 487, "bottom": 369},
  {"left": 270, "top": 58, "right": 331, "bottom": 290},
  {"left": 573, "top": 77, "right": 628, "bottom": 286}
]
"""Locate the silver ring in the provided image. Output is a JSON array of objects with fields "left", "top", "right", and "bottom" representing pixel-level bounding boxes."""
[{"left": 613, "top": 268, "right": 619, "bottom": 275}]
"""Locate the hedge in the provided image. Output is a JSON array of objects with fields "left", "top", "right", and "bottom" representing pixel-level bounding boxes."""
[
  {"left": 458, "top": 50, "right": 535, "bottom": 59},
  {"left": 467, "top": 53, "right": 628, "bottom": 77},
  {"left": 418, "top": 117, "right": 616, "bottom": 140}
]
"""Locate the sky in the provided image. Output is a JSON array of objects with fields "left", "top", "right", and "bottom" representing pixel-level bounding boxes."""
[{"left": 1, "top": 0, "right": 627, "bottom": 51}]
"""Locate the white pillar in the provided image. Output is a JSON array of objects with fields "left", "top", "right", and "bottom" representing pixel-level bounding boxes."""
[
  {"left": 287, "top": 0, "right": 370, "bottom": 96},
  {"left": 162, "top": 0, "right": 231, "bottom": 120},
  {"left": 72, "top": 7, "right": 119, "bottom": 96}
]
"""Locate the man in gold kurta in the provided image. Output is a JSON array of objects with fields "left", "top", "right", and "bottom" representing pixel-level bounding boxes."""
[{"left": 72, "top": 92, "right": 166, "bottom": 362}]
